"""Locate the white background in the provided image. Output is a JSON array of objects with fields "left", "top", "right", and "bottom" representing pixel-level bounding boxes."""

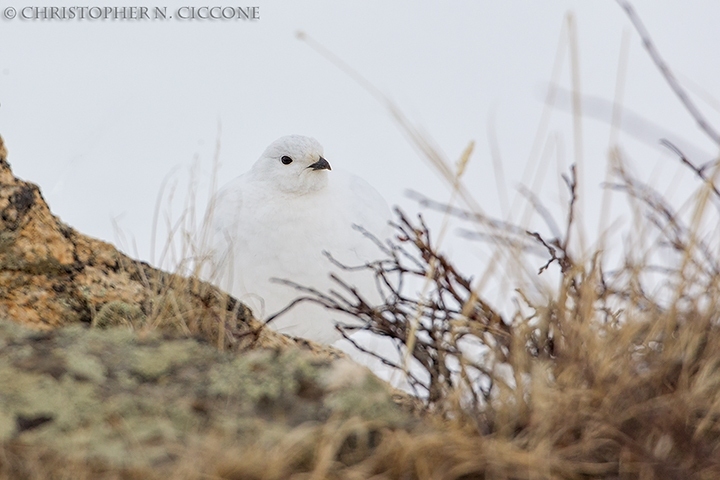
[{"left": 1, "top": 1, "right": 719, "bottom": 301}]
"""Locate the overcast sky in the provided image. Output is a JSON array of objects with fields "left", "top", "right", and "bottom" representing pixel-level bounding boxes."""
[{"left": 1, "top": 1, "right": 719, "bottom": 295}]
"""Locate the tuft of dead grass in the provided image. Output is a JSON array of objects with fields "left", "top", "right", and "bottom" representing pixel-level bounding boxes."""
[{"left": 284, "top": 3, "right": 720, "bottom": 477}]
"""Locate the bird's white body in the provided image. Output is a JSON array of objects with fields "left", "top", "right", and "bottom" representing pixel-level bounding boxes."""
[{"left": 207, "top": 135, "right": 390, "bottom": 344}]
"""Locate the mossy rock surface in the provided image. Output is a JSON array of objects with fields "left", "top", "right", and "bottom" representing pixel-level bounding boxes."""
[{"left": 0, "top": 319, "right": 414, "bottom": 475}]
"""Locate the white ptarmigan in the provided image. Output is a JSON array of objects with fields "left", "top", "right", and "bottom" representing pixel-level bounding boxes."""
[{"left": 206, "top": 135, "right": 391, "bottom": 344}]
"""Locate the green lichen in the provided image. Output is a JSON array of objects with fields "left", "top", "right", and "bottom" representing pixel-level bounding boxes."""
[
  {"left": 207, "top": 349, "right": 322, "bottom": 402},
  {"left": 129, "top": 341, "right": 195, "bottom": 381},
  {"left": 0, "top": 319, "right": 413, "bottom": 471},
  {"left": 93, "top": 300, "right": 146, "bottom": 328},
  {"left": 324, "top": 373, "right": 409, "bottom": 427}
]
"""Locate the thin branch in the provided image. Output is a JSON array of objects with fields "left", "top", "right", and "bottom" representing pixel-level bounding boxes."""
[
  {"left": 660, "top": 139, "right": 720, "bottom": 201},
  {"left": 617, "top": 0, "right": 720, "bottom": 146}
]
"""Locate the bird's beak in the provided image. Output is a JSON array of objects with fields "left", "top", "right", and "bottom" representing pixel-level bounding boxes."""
[{"left": 308, "top": 156, "right": 332, "bottom": 171}]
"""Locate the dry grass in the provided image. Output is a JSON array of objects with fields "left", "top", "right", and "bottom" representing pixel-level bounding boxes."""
[
  {"left": 283, "top": 3, "right": 720, "bottom": 478},
  {"left": 275, "top": 151, "right": 720, "bottom": 478}
]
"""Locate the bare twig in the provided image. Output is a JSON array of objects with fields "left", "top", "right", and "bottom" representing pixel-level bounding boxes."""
[
  {"left": 617, "top": 0, "right": 720, "bottom": 146},
  {"left": 660, "top": 139, "right": 720, "bottom": 201},
  {"left": 561, "top": 164, "right": 578, "bottom": 252},
  {"left": 268, "top": 209, "right": 510, "bottom": 407}
]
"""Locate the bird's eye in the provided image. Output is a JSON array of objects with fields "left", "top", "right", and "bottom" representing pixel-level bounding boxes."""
[{"left": 281, "top": 156, "right": 293, "bottom": 165}]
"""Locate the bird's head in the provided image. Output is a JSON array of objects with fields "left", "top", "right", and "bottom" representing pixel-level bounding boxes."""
[{"left": 251, "top": 135, "right": 332, "bottom": 194}]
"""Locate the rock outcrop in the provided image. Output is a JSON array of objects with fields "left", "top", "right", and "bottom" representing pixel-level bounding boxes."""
[{"left": 0, "top": 134, "right": 300, "bottom": 351}]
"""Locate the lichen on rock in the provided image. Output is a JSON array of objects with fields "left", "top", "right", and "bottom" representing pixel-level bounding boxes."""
[{"left": 0, "top": 319, "right": 413, "bottom": 472}]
